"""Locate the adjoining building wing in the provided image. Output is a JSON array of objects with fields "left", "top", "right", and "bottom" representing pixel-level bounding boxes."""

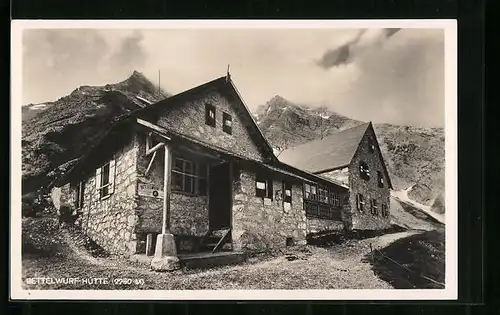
[{"left": 278, "top": 122, "right": 370, "bottom": 173}]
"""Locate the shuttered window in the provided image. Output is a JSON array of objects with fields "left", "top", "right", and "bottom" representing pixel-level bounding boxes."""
[
  {"left": 356, "top": 193, "right": 365, "bottom": 212},
  {"left": 359, "top": 162, "right": 370, "bottom": 181},
  {"left": 370, "top": 198, "right": 378, "bottom": 215},
  {"left": 377, "top": 171, "right": 384, "bottom": 188},
  {"left": 96, "top": 159, "right": 115, "bottom": 200},
  {"left": 381, "top": 203, "right": 389, "bottom": 217},
  {"left": 222, "top": 112, "right": 232, "bottom": 134},
  {"left": 205, "top": 103, "right": 216, "bottom": 127}
]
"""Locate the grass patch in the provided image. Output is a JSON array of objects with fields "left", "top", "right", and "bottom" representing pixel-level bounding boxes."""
[{"left": 368, "top": 229, "right": 445, "bottom": 289}]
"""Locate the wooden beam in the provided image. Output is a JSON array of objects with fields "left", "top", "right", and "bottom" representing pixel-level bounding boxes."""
[
  {"left": 145, "top": 151, "right": 157, "bottom": 176},
  {"left": 163, "top": 144, "right": 172, "bottom": 234},
  {"left": 137, "top": 118, "right": 172, "bottom": 140},
  {"left": 146, "top": 142, "right": 164, "bottom": 156}
]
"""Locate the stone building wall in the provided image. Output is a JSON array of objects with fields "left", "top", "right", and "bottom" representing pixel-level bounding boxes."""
[
  {"left": 155, "top": 90, "right": 265, "bottom": 162},
  {"left": 74, "top": 136, "right": 139, "bottom": 256},
  {"left": 348, "top": 128, "right": 391, "bottom": 230},
  {"left": 306, "top": 217, "right": 344, "bottom": 234},
  {"left": 231, "top": 169, "right": 307, "bottom": 251}
]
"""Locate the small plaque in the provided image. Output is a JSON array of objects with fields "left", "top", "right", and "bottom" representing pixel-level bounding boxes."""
[{"left": 138, "top": 183, "right": 164, "bottom": 199}]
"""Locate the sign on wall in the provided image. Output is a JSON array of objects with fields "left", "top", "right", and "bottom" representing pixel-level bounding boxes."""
[{"left": 138, "top": 183, "right": 164, "bottom": 199}]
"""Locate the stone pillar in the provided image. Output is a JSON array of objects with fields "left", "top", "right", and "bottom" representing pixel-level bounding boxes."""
[{"left": 151, "top": 143, "right": 180, "bottom": 271}]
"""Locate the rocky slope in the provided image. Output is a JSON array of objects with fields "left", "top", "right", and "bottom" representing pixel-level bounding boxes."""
[
  {"left": 254, "top": 96, "right": 445, "bottom": 214},
  {"left": 21, "top": 71, "right": 169, "bottom": 195}
]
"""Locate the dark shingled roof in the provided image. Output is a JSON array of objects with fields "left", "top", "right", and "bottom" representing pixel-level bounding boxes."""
[{"left": 277, "top": 122, "right": 370, "bottom": 173}]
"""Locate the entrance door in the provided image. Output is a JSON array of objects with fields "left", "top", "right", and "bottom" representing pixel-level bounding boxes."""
[{"left": 209, "top": 162, "right": 232, "bottom": 230}]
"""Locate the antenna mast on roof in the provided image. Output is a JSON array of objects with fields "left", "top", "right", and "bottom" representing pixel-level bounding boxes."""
[
  {"left": 226, "top": 64, "right": 231, "bottom": 82},
  {"left": 158, "top": 69, "right": 161, "bottom": 96}
]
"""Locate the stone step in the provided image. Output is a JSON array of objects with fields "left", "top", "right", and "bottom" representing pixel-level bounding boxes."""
[{"left": 179, "top": 251, "right": 246, "bottom": 270}]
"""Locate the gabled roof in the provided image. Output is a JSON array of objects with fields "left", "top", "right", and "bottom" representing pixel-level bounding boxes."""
[
  {"left": 278, "top": 122, "right": 371, "bottom": 173},
  {"left": 53, "top": 75, "right": 278, "bottom": 187},
  {"left": 136, "top": 75, "right": 278, "bottom": 162}
]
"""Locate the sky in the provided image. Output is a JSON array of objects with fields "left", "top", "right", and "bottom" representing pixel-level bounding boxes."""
[{"left": 22, "top": 27, "right": 445, "bottom": 127}]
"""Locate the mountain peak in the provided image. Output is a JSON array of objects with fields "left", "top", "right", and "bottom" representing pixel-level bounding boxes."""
[
  {"left": 130, "top": 70, "right": 147, "bottom": 80},
  {"left": 112, "top": 71, "right": 167, "bottom": 97}
]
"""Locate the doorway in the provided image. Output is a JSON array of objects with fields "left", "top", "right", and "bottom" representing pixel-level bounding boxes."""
[{"left": 208, "top": 162, "right": 232, "bottom": 230}]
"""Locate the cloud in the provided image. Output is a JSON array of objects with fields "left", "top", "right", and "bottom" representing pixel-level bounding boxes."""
[
  {"left": 21, "top": 28, "right": 445, "bottom": 127},
  {"left": 310, "top": 29, "right": 445, "bottom": 127},
  {"left": 316, "top": 29, "right": 366, "bottom": 69},
  {"left": 109, "top": 30, "right": 146, "bottom": 69},
  {"left": 383, "top": 28, "right": 401, "bottom": 38},
  {"left": 22, "top": 29, "right": 110, "bottom": 104}
]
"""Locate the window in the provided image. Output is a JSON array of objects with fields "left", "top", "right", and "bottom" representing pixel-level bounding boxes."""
[
  {"left": 370, "top": 199, "right": 378, "bottom": 215},
  {"left": 356, "top": 193, "right": 365, "bottom": 212},
  {"left": 318, "top": 186, "right": 329, "bottom": 204},
  {"left": 381, "top": 204, "right": 389, "bottom": 217},
  {"left": 74, "top": 181, "right": 85, "bottom": 209},
  {"left": 303, "top": 183, "right": 317, "bottom": 201},
  {"left": 96, "top": 160, "right": 115, "bottom": 200},
  {"left": 256, "top": 174, "right": 273, "bottom": 200},
  {"left": 283, "top": 181, "right": 292, "bottom": 204},
  {"left": 329, "top": 191, "right": 340, "bottom": 207},
  {"left": 377, "top": 171, "right": 384, "bottom": 188},
  {"left": 368, "top": 137, "right": 376, "bottom": 153},
  {"left": 222, "top": 112, "right": 232, "bottom": 134},
  {"left": 171, "top": 157, "right": 207, "bottom": 195},
  {"left": 205, "top": 103, "right": 216, "bottom": 127},
  {"left": 359, "top": 161, "right": 370, "bottom": 181}
]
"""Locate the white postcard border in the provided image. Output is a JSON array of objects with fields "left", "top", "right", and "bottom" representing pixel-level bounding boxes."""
[{"left": 10, "top": 19, "right": 458, "bottom": 301}]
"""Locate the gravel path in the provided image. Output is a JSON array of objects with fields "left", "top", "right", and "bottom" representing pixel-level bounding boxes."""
[{"left": 22, "top": 230, "right": 423, "bottom": 290}]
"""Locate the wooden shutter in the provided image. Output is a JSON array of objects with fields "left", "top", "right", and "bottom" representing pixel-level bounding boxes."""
[
  {"left": 108, "top": 159, "right": 116, "bottom": 195},
  {"left": 96, "top": 167, "right": 102, "bottom": 189}
]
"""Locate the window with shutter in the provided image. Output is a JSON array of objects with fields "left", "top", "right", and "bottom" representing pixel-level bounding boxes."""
[
  {"left": 96, "top": 159, "right": 115, "bottom": 200},
  {"left": 205, "top": 103, "right": 216, "bottom": 127},
  {"left": 357, "top": 194, "right": 365, "bottom": 212},
  {"left": 359, "top": 162, "right": 370, "bottom": 181},
  {"left": 377, "top": 171, "right": 384, "bottom": 188},
  {"left": 222, "top": 112, "right": 232, "bottom": 134}
]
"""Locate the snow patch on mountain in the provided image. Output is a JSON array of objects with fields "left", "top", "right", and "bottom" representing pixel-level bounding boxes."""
[{"left": 391, "top": 186, "right": 445, "bottom": 224}]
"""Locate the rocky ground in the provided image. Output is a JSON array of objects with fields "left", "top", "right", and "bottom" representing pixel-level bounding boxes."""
[{"left": 22, "top": 224, "right": 424, "bottom": 290}]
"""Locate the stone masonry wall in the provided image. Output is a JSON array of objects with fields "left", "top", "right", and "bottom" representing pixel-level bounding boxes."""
[
  {"left": 306, "top": 217, "right": 344, "bottom": 234},
  {"left": 155, "top": 90, "right": 265, "bottom": 162},
  {"left": 232, "top": 169, "right": 307, "bottom": 251},
  {"left": 135, "top": 132, "right": 209, "bottom": 236},
  {"left": 74, "top": 136, "right": 139, "bottom": 256},
  {"left": 348, "top": 128, "right": 391, "bottom": 230}
]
